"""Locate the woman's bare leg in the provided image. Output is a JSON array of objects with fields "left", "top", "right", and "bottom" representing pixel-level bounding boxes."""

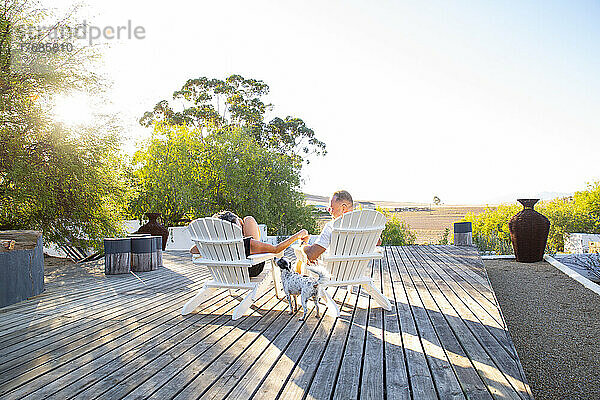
[{"left": 242, "top": 216, "right": 261, "bottom": 240}]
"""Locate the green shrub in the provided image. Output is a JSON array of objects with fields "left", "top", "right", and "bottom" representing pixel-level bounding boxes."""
[
  {"left": 462, "top": 204, "right": 519, "bottom": 254},
  {"left": 129, "top": 126, "right": 317, "bottom": 235},
  {"left": 378, "top": 208, "right": 416, "bottom": 246},
  {"left": 439, "top": 228, "right": 450, "bottom": 245},
  {"left": 537, "top": 190, "right": 600, "bottom": 251},
  {"left": 462, "top": 182, "right": 600, "bottom": 254}
]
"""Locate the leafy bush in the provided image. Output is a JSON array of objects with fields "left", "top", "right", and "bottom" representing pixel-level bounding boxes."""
[
  {"left": 129, "top": 125, "right": 317, "bottom": 235},
  {"left": 132, "top": 74, "right": 326, "bottom": 236},
  {"left": 439, "top": 228, "right": 450, "bottom": 245},
  {"left": 0, "top": 124, "right": 127, "bottom": 247},
  {"left": 537, "top": 188, "right": 600, "bottom": 251},
  {"left": 0, "top": 4, "right": 126, "bottom": 247},
  {"left": 462, "top": 204, "right": 519, "bottom": 254},
  {"left": 378, "top": 208, "right": 416, "bottom": 246},
  {"left": 462, "top": 182, "right": 600, "bottom": 254}
]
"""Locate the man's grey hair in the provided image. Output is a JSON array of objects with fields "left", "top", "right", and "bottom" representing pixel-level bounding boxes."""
[
  {"left": 212, "top": 210, "right": 240, "bottom": 225},
  {"left": 332, "top": 190, "right": 353, "bottom": 206}
]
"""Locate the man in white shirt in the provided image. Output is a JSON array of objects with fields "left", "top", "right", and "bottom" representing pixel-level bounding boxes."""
[{"left": 302, "top": 190, "right": 354, "bottom": 262}]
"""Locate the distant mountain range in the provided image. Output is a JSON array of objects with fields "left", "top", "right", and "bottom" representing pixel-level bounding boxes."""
[
  {"left": 304, "top": 193, "right": 439, "bottom": 207},
  {"left": 303, "top": 194, "right": 329, "bottom": 204},
  {"left": 487, "top": 192, "right": 573, "bottom": 204},
  {"left": 304, "top": 192, "right": 574, "bottom": 207}
]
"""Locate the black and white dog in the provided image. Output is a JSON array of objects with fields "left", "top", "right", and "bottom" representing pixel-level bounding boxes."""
[{"left": 276, "top": 257, "right": 330, "bottom": 320}]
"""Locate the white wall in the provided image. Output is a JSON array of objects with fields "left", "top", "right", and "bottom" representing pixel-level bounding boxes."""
[
  {"left": 564, "top": 233, "right": 600, "bottom": 254},
  {"left": 122, "top": 220, "right": 142, "bottom": 234},
  {"left": 166, "top": 226, "right": 191, "bottom": 250}
]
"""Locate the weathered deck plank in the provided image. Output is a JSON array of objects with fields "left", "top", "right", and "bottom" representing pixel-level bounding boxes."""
[
  {"left": 360, "top": 258, "right": 385, "bottom": 399},
  {"left": 30, "top": 294, "right": 237, "bottom": 399},
  {"left": 387, "top": 247, "right": 441, "bottom": 399},
  {"left": 402, "top": 246, "right": 512, "bottom": 399},
  {"left": 0, "top": 247, "right": 533, "bottom": 399},
  {"left": 394, "top": 246, "right": 465, "bottom": 400},
  {"left": 380, "top": 248, "right": 411, "bottom": 400}
]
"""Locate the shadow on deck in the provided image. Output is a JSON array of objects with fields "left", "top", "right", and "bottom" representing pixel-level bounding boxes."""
[{"left": 0, "top": 246, "right": 533, "bottom": 400}]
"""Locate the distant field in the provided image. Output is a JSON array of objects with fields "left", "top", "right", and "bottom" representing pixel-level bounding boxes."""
[
  {"left": 393, "top": 206, "right": 491, "bottom": 244},
  {"left": 312, "top": 204, "right": 492, "bottom": 244},
  {"left": 305, "top": 193, "right": 494, "bottom": 244}
]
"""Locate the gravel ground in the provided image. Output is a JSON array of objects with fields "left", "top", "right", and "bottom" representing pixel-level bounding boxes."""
[{"left": 484, "top": 259, "right": 600, "bottom": 400}]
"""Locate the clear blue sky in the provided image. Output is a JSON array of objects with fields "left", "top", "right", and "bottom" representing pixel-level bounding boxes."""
[{"left": 52, "top": 0, "right": 600, "bottom": 204}]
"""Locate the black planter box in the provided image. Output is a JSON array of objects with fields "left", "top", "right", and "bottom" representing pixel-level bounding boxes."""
[{"left": 0, "top": 231, "right": 44, "bottom": 308}]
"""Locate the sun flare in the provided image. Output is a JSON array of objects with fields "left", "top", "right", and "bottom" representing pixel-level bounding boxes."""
[{"left": 52, "top": 94, "right": 95, "bottom": 126}]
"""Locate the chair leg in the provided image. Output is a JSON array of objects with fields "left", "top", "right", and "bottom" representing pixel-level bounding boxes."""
[
  {"left": 362, "top": 282, "right": 392, "bottom": 311},
  {"left": 181, "top": 284, "right": 215, "bottom": 315},
  {"left": 272, "top": 260, "right": 284, "bottom": 299},
  {"left": 255, "top": 270, "right": 272, "bottom": 300},
  {"left": 233, "top": 287, "right": 258, "bottom": 320},
  {"left": 321, "top": 287, "right": 340, "bottom": 318}
]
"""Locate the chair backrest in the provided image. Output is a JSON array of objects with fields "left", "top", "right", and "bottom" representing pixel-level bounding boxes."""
[
  {"left": 188, "top": 217, "right": 250, "bottom": 284},
  {"left": 326, "top": 209, "right": 386, "bottom": 281}
]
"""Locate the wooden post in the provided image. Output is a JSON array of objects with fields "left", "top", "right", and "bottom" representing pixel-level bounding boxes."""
[
  {"left": 453, "top": 222, "right": 473, "bottom": 246},
  {"left": 131, "top": 236, "right": 157, "bottom": 272},
  {"left": 151, "top": 235, "right": 163, "bottom": 268},
  {"left": 104, "top": 238, "right": 131, "bottom": 275}
]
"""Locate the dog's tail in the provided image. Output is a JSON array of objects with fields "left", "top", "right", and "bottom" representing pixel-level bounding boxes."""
[{"left": 306, "top": 265, "right": 330, "bottom": 284}]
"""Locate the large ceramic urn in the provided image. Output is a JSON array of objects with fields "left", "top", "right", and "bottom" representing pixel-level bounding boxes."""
[
  {"left": 508, "top": 199, "right": 550, "bottom": 262},
  {"left": 136, "top": 213, "right": 169, "bottom": 250}
]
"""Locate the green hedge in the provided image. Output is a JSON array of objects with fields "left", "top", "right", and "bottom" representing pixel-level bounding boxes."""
[
  {"left": 378, "top": 208, "right": 416, "bottom": 246},
  {"left": 461, "top": 182, "right": 600, "bottom": 254}
]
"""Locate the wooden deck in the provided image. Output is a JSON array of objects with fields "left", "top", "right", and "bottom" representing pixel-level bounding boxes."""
[{"left": 0, "top": 246, "right": 533, "bottom": 399}]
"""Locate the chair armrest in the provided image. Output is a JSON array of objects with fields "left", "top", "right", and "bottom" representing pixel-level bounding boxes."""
[
  {"left": 193, "top": 258, "right": 253, "bottom": 267},
  {"left": 322, "top": 253, "right": 384, "bottom": 262},
  {"left": 248, "top": 253, "right": 277, "bottom": 264}
]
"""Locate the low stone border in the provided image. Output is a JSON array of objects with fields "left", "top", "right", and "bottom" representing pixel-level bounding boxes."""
[
  {"left": 480, "top": 254, "right": 515, "bottom": 260},
  {"left": 544, "top": 254, "right": 600, "bottom": 297}
]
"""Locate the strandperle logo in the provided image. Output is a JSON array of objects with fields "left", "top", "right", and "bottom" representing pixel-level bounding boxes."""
[{"left": 12, "top": 20, "right": 146, "bottom": 49}]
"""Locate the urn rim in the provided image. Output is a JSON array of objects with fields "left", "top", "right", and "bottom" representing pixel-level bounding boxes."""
[{"left": 517, "top": 199, "right": 539, "bottom": 209}]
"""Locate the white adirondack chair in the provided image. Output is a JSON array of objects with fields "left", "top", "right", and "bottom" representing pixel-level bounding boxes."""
[
  {"left": 182, "top": 217, "right": 283, "bottom": 320},
  {"left": 294, "top": 209, "right": 392, "bottom": 317}
]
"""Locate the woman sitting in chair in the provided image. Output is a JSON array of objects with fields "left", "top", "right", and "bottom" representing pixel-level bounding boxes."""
[{"left": 190, "top": 211, "right": 309, "bottom": 277}]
